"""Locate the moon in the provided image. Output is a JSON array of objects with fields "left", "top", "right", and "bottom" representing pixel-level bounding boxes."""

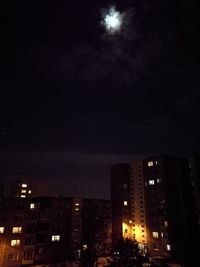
[{"left": 103, "top": 7, "right": 122, "bottom": 34}]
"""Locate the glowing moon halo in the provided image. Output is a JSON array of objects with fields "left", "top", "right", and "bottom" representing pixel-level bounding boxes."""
[{"left": 103, "top": 7, "right": 122, "bottom": 33}]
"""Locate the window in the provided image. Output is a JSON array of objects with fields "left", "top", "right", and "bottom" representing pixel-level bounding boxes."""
[
  {"left": 166, "top": 244, "right": 171, "bottom": 251},
  {"left": 149, "top": 180, "right": 155, "bottom": 185},
  {"left": 38, "top": 247, "right": 45, "bottom": 255},
  {"left": 0, "top": 227, "right": 4, "bottom": 233},
  {"left": 83, "top": 244, "right": 87, "bottom": 250},
  {"left": 152, "top": 232, "right": 159, "bottom": 238},
  {"left": 157, "top": 178, "right": 161, "bottom": 183},
  {"left": 30, "top": 203, "right": 35, "bottom": 209},
  {"left": 21, "top": 190, "right": 26, "bottom": 193},
  {"left": 12, "top": 227, "right": 22, "bottom": 233},
  {"left": 161, "top": 233, "right": 164, "bottom": 237},
  {"left": 75, "top": 203, "right": 80, "bottom": 206},
  {"left": 148, "top": 161, "right": 153, "bottom": 167},
  {"left": 164, "top": 221, "right": 168, "bottom": 227},
  {"left": 124, "top": 229, "right": 128, "bottom": 233},
  {"left": 11, "top": 240, "right": 20, "bottom": 247},
  {"left": 123, "top": 201, "right": 128, "bottom": 206},
  {"left": 24, "top": 249, "right": 33, "bottom": 259},
  {"left": 21, "top": 195, "right": 26, "bottom": 198},
  {"left": 25, "top": 237, "right": 35, "bottom": 245},
  {"left": 21, "top": 184, "right": 27, "bottom": 188},
  {"left": 75, "top": 208, "right": 79, "bottom": 211},
  {"left": 28, "top": 190, "right": 31, "bottom": 194},
  {"left": 51, "top": 235, "right": 60, "bottom": 242},
  {"left": 8, "top": 253, "right": 19, "bottom": 261}
]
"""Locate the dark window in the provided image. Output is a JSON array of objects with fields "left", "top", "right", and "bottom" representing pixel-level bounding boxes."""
[{"left": 24, "top": 249, "right": 33, "bottom": 259}]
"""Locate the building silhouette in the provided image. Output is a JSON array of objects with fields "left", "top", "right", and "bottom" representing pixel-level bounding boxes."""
[
  {"left": 10, "top": 180, "right": 48, "bottom": 198},
  {"left": 111, "top": 155, "right": 198, "bottom": 266},
  {"left": 0, "top": 196, "right": 111, "bottom": 266},
  {"left": 110, "top": 163, "right": 131, "bottom": 247}
]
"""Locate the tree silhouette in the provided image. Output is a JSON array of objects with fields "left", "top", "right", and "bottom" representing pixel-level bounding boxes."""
[{"left": 111, "top": 238, "right": 148, "bottom": 267}]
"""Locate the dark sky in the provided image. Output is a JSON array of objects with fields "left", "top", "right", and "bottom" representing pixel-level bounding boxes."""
[{"left": 1, "top": 0, "right": 200, "bottom": 198}]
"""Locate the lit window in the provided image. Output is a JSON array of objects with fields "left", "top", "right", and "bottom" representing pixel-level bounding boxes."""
[
  {"left": 75, "top": 208, "right": 79, "bottom": 211},
  {"left": 148, "top": 161, "right": 153, "bottom": 167},
  {"left": 157, "top": 178, "right": 161, "bottom": 183},
  {"left": 12, "top": 227, "right": 22, "bottom": 233},
  {"left": 155, "top": 160, "right": 158, "bottom": 165},
  {"left": 30, "top": 203, "right": 35, "bottom": 209},
  {"left": 51, "top": 235, "right": 60, "bottom": 242},
  {"left": 11, "top": 240, "right": 20, "bottom": 247},
  {"left": 149, "top": 180, "right": 155, "bottom": 185},
  {"left": 83, "top": 244, "right": 87, "bottom": 250},
  {"left": 166, "top": 244, "right": 171, "bottom": 251},
  {"left": 21, "top": 190, "right": 26, "bottom": 193},
  {"left": 161, "top": 233, "right": 164, "bottom": 237},
  {"left": 21, "top": 195, "right": 26, "bottom": 198},
  {"left": 75, "top": 203, "right": 80, "bottom": 206},
  {"left": 0, "top": 227, "right": 4, "bottom": 233},
  {"left": 123, "top": 201, "right": 128, "bottom": 206},
  {"left": 164, "top": 221, "right": 168, "bottom": 227},
  {"left": 152, "top": 232, "right": 159, "bottom": 238},
  {"left": 21, "top": 184, "right": 27, "bottom": 188},
  {"left": 28, "top": 190, "right": 31, "bottom": 194}
]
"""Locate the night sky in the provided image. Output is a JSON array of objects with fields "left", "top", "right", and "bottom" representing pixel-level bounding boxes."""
[{"left": 1, "top": 0, "right": 200, "bottom": 198}]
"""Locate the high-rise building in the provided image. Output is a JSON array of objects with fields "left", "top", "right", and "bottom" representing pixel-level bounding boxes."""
[
  {"left": 10, "top": 180, "right": 48, "bottom": 198},
  {"left": 111, "top": 162, "right": 148, "bottom": 252},
  {"left": 143, "top": 155, "right": 198, "bottom": 266},
  {"left": 130, "top": 161, "right": 147, "bottom": 247},
  {"left": 0, "top": 196, "right": 111, "bottom": 266},
  {"left": 0, "top": 197, "right": 72, "bottom": 267}
]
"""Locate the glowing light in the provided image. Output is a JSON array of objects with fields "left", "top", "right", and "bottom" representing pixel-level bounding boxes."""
[
  {"left": 11, "top": 240, "right": 20, "bottom": 247},
  {"left": 21, "top": 184, "right": 27, "bottom": 188},
  {"left": 148, "top": 161, "right": 153, "bottom": 167},
  {"left": 122, "top": 222, "right": 132, "bottom": 239},
  {"left": 152, "top": 231, "right": 159, "bottom": 238},
  {"left": 51, "top": 235, "right": 60, "bottom": 242},
  {"left": 103, "top": 7, "right": 122, "bottom": 33},
  {"left": 12, "top": 227, "right": 22, "bottom": 233},
  {"left": 30, "top": 203, "right": 35, "bottom": 209},
  {"left": 123, "top": 201, "right": 128, "bottom": 206},
  {"left": 166, "top": 244, "right": 171, "bottom": 251}
]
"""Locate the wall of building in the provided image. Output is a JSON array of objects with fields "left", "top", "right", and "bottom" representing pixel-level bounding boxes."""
[{"left": 110, "top": 163, "right": 131, "bottom": 247}]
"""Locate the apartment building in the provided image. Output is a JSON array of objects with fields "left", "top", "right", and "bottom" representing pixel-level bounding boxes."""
[
  {"left": 143, "top": 155, "right": 198, "bottom": 266},
  {"left": 0, "top": 196, "right": 111, "bottom": 266}
]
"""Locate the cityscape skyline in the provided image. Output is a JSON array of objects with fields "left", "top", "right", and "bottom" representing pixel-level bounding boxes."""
[
  {"left": 1, "top": 0, "right": 200, "bottom": 199},
  {"left": 1, "top": 151, "right": 198, "bottom": 199},
  {"left": 0, "top": 152, "right": 199, "bottom": 267}
]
